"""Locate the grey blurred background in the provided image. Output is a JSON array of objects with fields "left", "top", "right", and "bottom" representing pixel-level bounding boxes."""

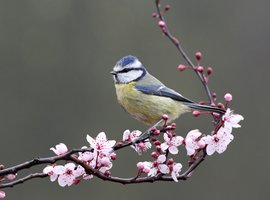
[{"left": 0, "top": 0, "right": 268, "bottom": 199}]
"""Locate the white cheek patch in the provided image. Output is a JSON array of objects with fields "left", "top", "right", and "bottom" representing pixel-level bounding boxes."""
[{"left": 117, "top": 70, "right": 143, "bottom": 83}]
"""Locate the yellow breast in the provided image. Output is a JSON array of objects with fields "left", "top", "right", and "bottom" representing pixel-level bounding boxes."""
[{"left": 115, "top": 82, "right": 190, "bottom": 125}]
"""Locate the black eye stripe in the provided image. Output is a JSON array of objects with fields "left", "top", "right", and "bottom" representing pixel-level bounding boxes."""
[{"left": 117, "top": 67, "right": 143, "bottom": 74}]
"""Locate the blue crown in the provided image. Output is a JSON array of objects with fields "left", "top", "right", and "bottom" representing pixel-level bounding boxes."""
[{"left": 117, "top": 55, "right": 137, "bottom": 67}]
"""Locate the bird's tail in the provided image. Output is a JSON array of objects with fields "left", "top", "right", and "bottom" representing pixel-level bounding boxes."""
[{"left": 184, "top": 102, "right": 226, "bottom": 115}]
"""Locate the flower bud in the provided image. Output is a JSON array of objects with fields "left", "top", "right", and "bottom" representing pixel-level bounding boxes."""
[
  {"left": 195, "top": 52, "right": 202, "bottom": 61},
  {"left": 177, "top": 64, "right": 186, "bottom": 71},
  {"left": 151, "top": 152, "right": 158, "bottom": 159},
  {"left": 137, "top": 162, "right": 144, "bottom": 170},
  {"left": 158, "top": 20, "right": 166, "bottom": 28},
  {"left": 224, "top": 93, "right": 233, "bottom": 102},
  {"left": 207, "top": 67, "right": 213, "bottom": 75},
  {"left": 198, "top": 140, "right": 206, "bottom": 148},
  {"left": 110, "top": 153, "right": 117, "bottom": 160},
  {"left": 196, "top": 66, "right": 204, "bottom": 73},
  {"left": 162, "top": 114, "right": 169, "bottom": 121},
  {"left": 192, "top": 110, "right": 201, "bottom": 117},
  {"left": 154, "top": 140, "right": 161, "bottom": 146}
]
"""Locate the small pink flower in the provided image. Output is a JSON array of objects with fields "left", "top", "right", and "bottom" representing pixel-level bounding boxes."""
[
  {"left": 87, "top": 132, "right": 116, "bottom": 153},
  {"left": 53, "top": 163, "right": 77, "bottom": 187},
  {"left": 50, "top": 143, "right": 68, "bottom": 155},
  {"left": 123, "top": 130, "right": 151, "bottom": 154},
  {"left": 202, "top": 127, "right": 234, "bottom": 155},
  {"left": 148, "top": 155, "right": 169, "bottom": 177},
  {"left": 161, "top": 133, "right": 184, "bottom": 154},
  {"left": 0, "top": 191, "right": 5, "bottom": 199},
  {"left": 43, "top": 165, "right": 58, "bottom": 182},
  {"left": 185, "top": 129, "right": 203, "bottom": 156},
  {"left": 171, "top": 163, "right": 182, "bottom": 182},
  {"left": 223, "top": 109, "right": 244, "bottom": 132},
  {"left": 137, "top": 162, "right": 152, "bottom": 173}
]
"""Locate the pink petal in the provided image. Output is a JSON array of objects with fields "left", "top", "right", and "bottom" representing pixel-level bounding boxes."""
[
  {"left": 157, "top": 155, "right": 166, "bottom": 163},
  {"left": 206, "top": 144, "right": 216, "bottom": 155},
  {"left": 105, "top": 140, "right": 116, "bottom": 148},
  {"left": 65, "top": 163, "right": 76, "bottom": 170},
  {"left": 53, "top": 165, "right": 66, "bottom": 175},
  {"left": 186, "top": 147, "right": 195, "bottom": 156},
  {"left": 161, "top": 143, "right": 169, "bottom": 152},
  {"left": 169, "top": 146, "right": 179, "bottom": 155},
  {"left": 159, "top": 164, "right": 169, "bottom": 174},
  {"left": 58, "top": 175, "right": 67, "bottom": 187},
  {"left": 122, "top": 130, "right": 130, "bottom": 141},
  {"left": 43, "top": 166, "right": 53, "bottom": 174},
  {"left": 96, "top": 132, "right": 107, "bottom": 143},
  {"left": 50, "top": 174, "right": 58, "bottom": 182},
  {"left": 171, "top": 171, "right": 178, "bottom": 182},
  {"left": 86, "top": 134, "right": 95, "bottom": 146},
  {"left": 163, "top": 133, "right": 170, "bottom": 142},
  {"left": 172, "top": 136, "right": 184, "bottom": 146}
]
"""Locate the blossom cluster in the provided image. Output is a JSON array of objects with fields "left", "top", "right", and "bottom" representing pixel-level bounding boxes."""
[
  {"left": 42, "top": 94, "right": 243, "bottom": 187},
  {"left": 135, "top": 106, "right": 243, "bottom": 182},
  {"left": 43, "top": 132, "right": 116, "bottom": 187}
]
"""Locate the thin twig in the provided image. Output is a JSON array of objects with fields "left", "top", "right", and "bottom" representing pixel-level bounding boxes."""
[
  {"left": 155, "top": 0, "right": 213, "bottom": 104},
  {"left": 0, "top": 173, "right": 47, "bottom": 189}
]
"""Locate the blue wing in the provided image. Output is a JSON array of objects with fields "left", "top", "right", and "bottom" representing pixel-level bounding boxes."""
[{"left": 135, "top": 84, "right": 194, "bottom": 103}]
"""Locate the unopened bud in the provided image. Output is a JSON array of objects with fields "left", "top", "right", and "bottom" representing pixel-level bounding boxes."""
[
  {"left": 104, "top": 170, "right": 111, "bottom": 176},
  {"left": 207, "top": 67, "right": 213, "bottom": 75},
  {"left": 195, "top": 52, "right": 202, "bottom": 61},
  {"left": 156, "top": 145, "right": 161, "bottom": 152},
  {"left": 164, "top": 4, "right": 171, "bottom": 11},
  {"left": 153, "top": 129, "right": 160, "bottom": 136},
  {"left": 162, "top": 114, "right": 169, "bottom": 121},
  {"left": 6, "top": 174, "right": 16, "bottom": 181},
  {"left": 196, "top": 66, "right": 204, "bottom": 73},
  {"left": 198, "top": 140, "right": 206, "bottom": 148},
  {"left": 192, "top": 110, "right": 201, "bottom": 117},
  {"left": 224, "top": 93, "right": 233, "bottom": 102},
  {"left": 110, "top": 153, "right": 117, "bottom": 160},
  {"left": 217, "top": 102, "right": 225, "bottom": 109},
  {"left": 152, "top": 12, "right": 158, "bottom": 18},
  {"left": 151, "top": 152, "right": 158, "bottom": 159},
  {"left": 158, "top": 20, "right": 166, "bottom": 28},
  {"left": 137, "top": 162, "right": 144, "bottom": 170},
  {"left": 177, "top": 64, "right": 186, "bottom": 71},
  {"left": 212, "top": 92, "right": 217, "bottom": 98},
  {"left": 154, "top": 140, "right": 161, "bottom": 146},
  {"left": 167, "top": 158, "right": 174, "bottom": 165}
]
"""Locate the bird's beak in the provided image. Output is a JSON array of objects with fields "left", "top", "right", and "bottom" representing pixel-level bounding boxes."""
[{"left": 110, "top": 71, "right": 116, "bottom": 75}]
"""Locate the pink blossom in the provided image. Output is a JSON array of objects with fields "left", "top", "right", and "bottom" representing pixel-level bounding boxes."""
[
  {"left": 0, "top": 191, "right": 5, "bottom": 199},
  {"left": 122, "top": 130, "right": 151, "bottom": 154},
  {"left": 43, "top": 165, "right": 58, "bottom": 182},
  {"left": 87, "top": 132, "right": 116, "bottom": 153},
  {"left": 171, "top": 163, "right": 182, "bottom": 182},
  {"left": 53, "top": 163, "right": 78, "bottom": 187},
  {"left": 185, "top": 129, "right": 203, "bottom": 156},
  {"left": 148, "top": 155, "right": 169, "bottom": 177},
  {"left": 78, "top": 146, "right": 95, "bottom": 162},
  {"left": 137, "top": 161, "right": 152, "bottom": 173},
  {"left": 202, "top": 127, "right": 234, "bottom": 155},
  {"left": 223, "top": 108, "right": 244, "bottom": 131},
  {"left": 161, "top": 133, "right": 184, "bottom": 154},
  {"left": 50, "top": 143, "right": 68, "bottom": 155}
]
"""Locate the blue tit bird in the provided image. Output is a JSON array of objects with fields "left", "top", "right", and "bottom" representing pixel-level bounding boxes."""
[{"left": 111, "top": 55, "right": 225, "bottom": 125}]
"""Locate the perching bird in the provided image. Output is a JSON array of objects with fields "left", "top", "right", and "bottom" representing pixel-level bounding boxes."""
[{"left": 111, "top": 55, "right": 225, "bottom": 125}]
